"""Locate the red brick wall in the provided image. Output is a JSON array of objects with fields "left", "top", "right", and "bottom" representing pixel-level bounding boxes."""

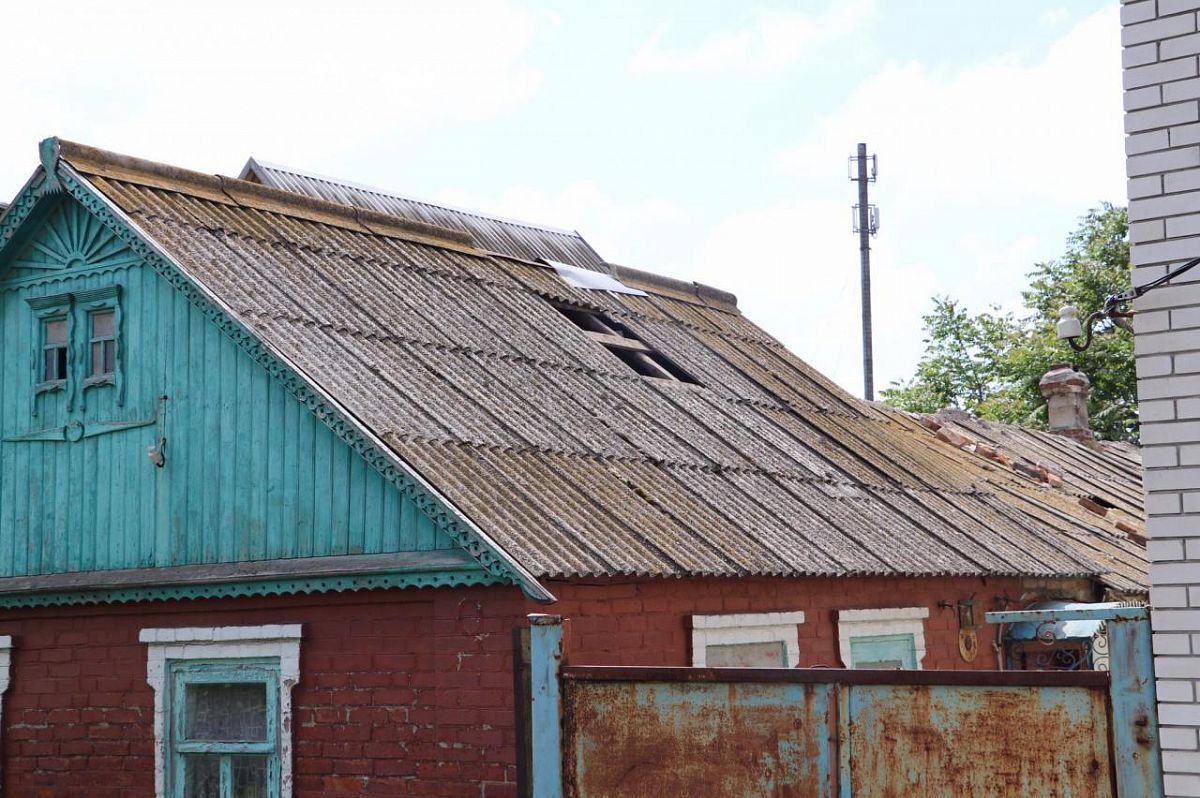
[
  {"left": 544, "top": 574, "right": 1042, "bottom": 670},
  {"left": 0, "top": 574, "right": 1088, "bottom": 797}
]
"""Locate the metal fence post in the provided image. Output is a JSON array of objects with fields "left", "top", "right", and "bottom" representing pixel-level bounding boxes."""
[
  {"left": 1108, "top": 610, "right": 1165, "bottom": 798},
  {"left": 528, "top": 614, "right": 564, "bottom": 798}
]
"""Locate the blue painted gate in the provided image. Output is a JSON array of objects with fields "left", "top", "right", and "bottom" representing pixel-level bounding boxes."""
[{"left": 517, "top": 608, "right": 1163, "bottom": 798}]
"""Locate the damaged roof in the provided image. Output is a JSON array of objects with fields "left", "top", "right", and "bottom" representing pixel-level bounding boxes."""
[{"left": 48, "top": 141, "right": 1147, "bottom": 593}]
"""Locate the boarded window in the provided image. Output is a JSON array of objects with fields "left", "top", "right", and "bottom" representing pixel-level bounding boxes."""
[
  {"left": 705, "top": 641, "right": 788, "bottom": 668},
  {"left": 691, "top": 612, "right": 805, "bottom": 667}
]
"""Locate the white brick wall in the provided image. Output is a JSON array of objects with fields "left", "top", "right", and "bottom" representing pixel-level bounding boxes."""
[{"left": 1123, "top": 3, "right": 1200, "bottom": 795}]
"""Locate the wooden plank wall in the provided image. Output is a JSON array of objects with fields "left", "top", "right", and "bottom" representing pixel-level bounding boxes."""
[{"left": 0, "top": 197, "right": 453, "bottom": 577}]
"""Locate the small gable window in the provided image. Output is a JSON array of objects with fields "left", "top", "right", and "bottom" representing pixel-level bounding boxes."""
[
  {"left": 89, "top": 310, "right": 117, "bottom": 378},
  {"left": 554, "top": 304, "right": 700, "bottom": 384},
  {"left": 77, "top": 286, "right": 121, "bottom": 395},
  {"left": 41, "top": 318, "right": 69, "bottom": 383},
  {"left": 26, "top": 286, "right": 123, "bottom": 407},
  {"left": 28, "top": 293, "right": 74, "bottom": 396}
]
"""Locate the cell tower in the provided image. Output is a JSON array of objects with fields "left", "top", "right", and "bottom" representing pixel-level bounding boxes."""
[{"left": 849, "top": 143, "right": 879, "bottom": 400}]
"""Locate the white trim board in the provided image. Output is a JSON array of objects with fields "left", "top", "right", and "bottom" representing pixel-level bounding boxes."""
[
  {"left": 691, "top": 611, "right": 805, "bottom": 667},
  {"left": 837, "top": 607, "right": 929, "bottom": 669},
  {"left": 141, "top": 625, "right": 301, "bottom": 798},
  {"left": 0, "top": 635, "right": 11, "bottom": 789}
]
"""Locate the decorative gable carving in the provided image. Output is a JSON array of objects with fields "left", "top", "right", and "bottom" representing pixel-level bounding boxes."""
[{"left": 4, "top": 200, "right": 139, "bottom": 282}]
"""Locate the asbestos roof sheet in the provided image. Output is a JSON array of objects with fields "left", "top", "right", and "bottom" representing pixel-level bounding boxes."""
[
  {"left": 61, "top": 143, "right": 1148, "bottom": 593},
  {"left": 240, "top": 158, "right": 606, "bottom": 269}
]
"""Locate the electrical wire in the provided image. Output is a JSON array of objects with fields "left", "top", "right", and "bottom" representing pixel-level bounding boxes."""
[{"left": 1131, "top": 254, "right": 1200, "bottom": 298}]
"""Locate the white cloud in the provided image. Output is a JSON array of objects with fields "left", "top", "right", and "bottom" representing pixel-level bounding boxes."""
[
  {"left": 687, "top": 200, "right": 935, "bottom": 397},
  {"left": 0, "top": 0, "right": 543, "bottom": 197},
  {"left": 451, "top": 8, "right": 1126, "bottom": 398},
  {"left": 775, "top": 8, "right": 1124, "bottom": 209},
  {"left": 629, "top": 0, "right": 877, "bottom": 74},
  {"left": 737, "top": 7, "right": 1127, "bottom": 394},
  {"left": 437, "top": 180, "right": 687, "bottom": 258},
  {"left": 1039, "top": 7, "right": 1071, "bottom": 29}
]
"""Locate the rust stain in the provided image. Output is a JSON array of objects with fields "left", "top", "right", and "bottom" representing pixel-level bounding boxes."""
[
  {"left": 562, "top": 677, "right": 1113, "bottom": 798},
  {"left": 847, "top": 684, "right": 1113, "bottom": 798},
  {"left": 564, "top": 680, "right": 831, "bottom": 798}
]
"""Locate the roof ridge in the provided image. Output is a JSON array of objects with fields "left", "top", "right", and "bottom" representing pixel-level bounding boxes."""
[
  {"left": 242, "top": 157, "right": 587, "bottom": 239},
  {"left": 53, "top": 139, "right": 479, "bottom": 253},
  {"left": 607, "top": 262, "right": 739, "bottom": 313}
]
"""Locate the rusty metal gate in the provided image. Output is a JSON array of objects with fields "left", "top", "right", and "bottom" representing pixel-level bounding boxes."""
[{"left": 516, "top": 607, "right": 1163, "bottom": 798}]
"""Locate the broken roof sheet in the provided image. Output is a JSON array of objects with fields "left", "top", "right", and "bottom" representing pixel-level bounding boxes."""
[{"left": 51, "top": 141, "right": 1147, "bottom": 594}]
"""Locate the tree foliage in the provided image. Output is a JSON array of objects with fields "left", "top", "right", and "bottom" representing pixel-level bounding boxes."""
[{"left": 881, "top": 204, "right": 1136, "bottom": 441}]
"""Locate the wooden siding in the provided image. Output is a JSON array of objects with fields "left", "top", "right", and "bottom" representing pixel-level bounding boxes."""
[{"left": 0, "top": 197, "right": 455, "bottom": 578}]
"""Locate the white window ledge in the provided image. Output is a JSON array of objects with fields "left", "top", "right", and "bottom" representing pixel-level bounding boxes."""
[
  {"left": 142, "top": 625, "right": 301, "bottom": 798},
  {"left": 837, "top": 607, "right": 929, "bottom": 669},
  {"left": 691, "top": 611, "right": 805, "bottom": 667}
]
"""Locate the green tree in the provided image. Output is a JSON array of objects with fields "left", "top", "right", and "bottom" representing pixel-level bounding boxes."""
[{"left": 882, "top": 203, "right": 1136, "bottom": 441}]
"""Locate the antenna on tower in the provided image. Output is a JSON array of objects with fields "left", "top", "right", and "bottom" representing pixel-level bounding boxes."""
[{"left": 848, "top": 143, "right": 879, "bottom": 400}]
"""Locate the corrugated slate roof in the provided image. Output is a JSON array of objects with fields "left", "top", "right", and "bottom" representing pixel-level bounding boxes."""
[
  {"left": 57, "top": 142, "right": 1147, "bottom": 593},
  {"left": 926, "top": 408, "right": 1143, "bottom": 520},
  {"left": 240, "top": 158, "right": 606, "bottom": 269}
]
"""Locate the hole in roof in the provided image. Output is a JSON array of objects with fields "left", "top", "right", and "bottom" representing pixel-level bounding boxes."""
[
  {"left": 552, "top": 304, "right": 701, "bottom": 385},
  {"left": 1088, "top": 495, "right": 1117, "bottom": 510}
]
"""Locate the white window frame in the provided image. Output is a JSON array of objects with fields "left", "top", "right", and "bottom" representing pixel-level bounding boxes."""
[
  {"left": 140, "top": 625, "right": 301, "bottom": 798},
  {"left": 837, "top": 607, "right": 929, "bottom": 669},
  {"left": 0, "top": 634, "right": 10, "bottom": 786},
  {"left": 691, "top": 611, "right": 805, "bottom": 667}
]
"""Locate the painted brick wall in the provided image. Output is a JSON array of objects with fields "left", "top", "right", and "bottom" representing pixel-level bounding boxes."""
[
  {"left": 1122, "top": 2, "right": 1200, "bottom": 795},
  {"left": 0, "top": 574, "right": 1068, "bottom": 797}
]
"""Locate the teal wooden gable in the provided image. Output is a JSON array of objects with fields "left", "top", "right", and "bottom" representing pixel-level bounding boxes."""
[{"left": 0, "top": 145, "right": 548, "bottom": 606}]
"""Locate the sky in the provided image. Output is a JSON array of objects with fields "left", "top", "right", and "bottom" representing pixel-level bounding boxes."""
[{"left": 0, "top": 0, "right": 1126, "bottom": 397}]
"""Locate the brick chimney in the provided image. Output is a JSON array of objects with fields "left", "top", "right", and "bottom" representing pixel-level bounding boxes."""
[{"left": 1038, "top": 364, "right": 1091, "bottom": 442}]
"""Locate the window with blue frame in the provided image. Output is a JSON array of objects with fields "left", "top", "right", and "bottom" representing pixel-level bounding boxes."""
[
  {"left": 837, "top": 607, "right": 930, "bottom": 670},
  {"left": 26, "top": 286, "right": 123, "bottom": 406},
  {"left": 41, "top": 316, "right": 69, "bottom": 384},
  {"left": 28, "top": 293, "right": 73, "bottom": 396},
  {"left": 76, "top": 285, "right": 122, "bottom": 403},
  {"left": 848, "top": 633, "right": 919, "bottom": 669},
  {"left": 169, "top": 660, "right": 280, "bottom": 798}
]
